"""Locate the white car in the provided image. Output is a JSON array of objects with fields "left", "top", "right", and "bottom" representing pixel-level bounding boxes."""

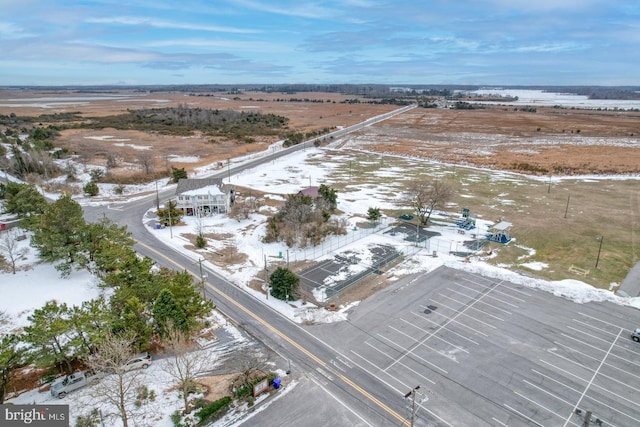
[{"left": 123, "top": 352, "right": 152, "bottom": 371}]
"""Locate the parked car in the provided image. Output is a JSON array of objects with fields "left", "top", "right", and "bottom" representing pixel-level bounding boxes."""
[
  {"left": 631, "top": 328, "right": 640, "bottom": 342},
  {"left": 50, "top": 370, "right": 104, "bottom": 398},
  {"left": 122, "top": 352, "right": 152, "bottom": 371}
]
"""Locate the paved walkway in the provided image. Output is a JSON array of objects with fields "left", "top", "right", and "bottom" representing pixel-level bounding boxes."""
[{"left": 617, "top": 261, "right": 640, "bottom": 297}]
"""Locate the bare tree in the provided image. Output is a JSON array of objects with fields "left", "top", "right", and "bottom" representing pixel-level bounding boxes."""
[
  {"left": 136, "top": 151, "right": 155, "bottom": 175},
  {"left": 106, "top": 153, "right": 118, "bottom": 171},
  {"left": 230, "top": 350, "right": 269, "bottom": 392},
  {"left": 162, "top": 327, "right": 218, "bottom": 414},
  {"left": 0, "top": 229, "right": 28, "bottom": 274},
  {"left": 281, "top": 194, "right": 313, "bottom": 243},
  {"left": 87, "top": 331, "right": 148, "bottom": 427},
  {"left": 406, "top": 180, "right": 453, "bottom": 225}
]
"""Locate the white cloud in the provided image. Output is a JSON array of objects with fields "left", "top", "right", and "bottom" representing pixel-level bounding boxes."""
[
  {"left": 86, "top": 16, "right": 261, "bottom": 34},
  {"left": 0, "top": 21, "right": 33, "bottom": 38}
]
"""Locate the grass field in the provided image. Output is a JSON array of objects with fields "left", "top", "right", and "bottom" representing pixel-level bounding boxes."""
[{"left": 308, "top": 149, "right": 639, "bottom": 289}]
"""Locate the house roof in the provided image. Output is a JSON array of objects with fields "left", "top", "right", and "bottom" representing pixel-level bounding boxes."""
[
  {"left": 180, "top": 185, "right": 225, "bottom": 196},
  {"left": 298, "top": 186, "right": 319, "bottom": 197},
  {"left": 176, "top": 177, "right": 225, "bottom": 195}
]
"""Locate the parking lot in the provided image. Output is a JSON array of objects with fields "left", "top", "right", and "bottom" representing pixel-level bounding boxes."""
[{"left": 311, "top": 266, "right": 640, "bottom": 426}]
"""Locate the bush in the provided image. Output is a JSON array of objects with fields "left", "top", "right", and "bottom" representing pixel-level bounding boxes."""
[
  {"left": 83, "top": 181, "right": 99, "bottom": 196},
  {"left": 89, "top": 169, "right": 104, "bottom": 182},
  {"left": 75, "top": 409, "right": 101, "bottom": 427},
  {"left": 195, "top": 233, "right": 206, "bottom": 248},
  {"left": 195, "top": 396, "right": 232, "bottom": 425}
]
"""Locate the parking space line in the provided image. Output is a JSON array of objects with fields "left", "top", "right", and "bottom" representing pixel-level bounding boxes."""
[
  {"left": 522, "top": 379, "right": 574, "bottom": 406},
  {"left": 563, "top": 328, "right": 622, "bottom": 427},
  {"left": 349, "top": 350, "right": 453, "bottom": 427},
  {"left": 351, "top": 344, "right": 436, "bottom": 388},
  {"left": 388, "top": 325, "right": 462, "bottom": 362},
  {"left": 557, "top": 335, "right": 639, "bottom": 363},
  {"left": 398, "top": 318, "right": 469, "bottom": 353},
  {"left": 513, "top": 390, "right": 575, "bottom": 425},
  {"left": 540, "top": 357, "right": 593, "bottom": 385},
  {"left": 503, "top": 404, "right": 545, "bottom": 427},
  {"left": 363, "top": 342, "right": 437, "bottom": 385},
  {"left": 532, "top": 369, "right": 581, "bottom": 394},
  {"left": 398, "top": 318, "right": 469, "bottom": 354},
  {"left": 553, "top": 341, "right": 640, "bottom": 382},
  {"left": 572, "top": 318, "right": 623, "bottom": 337},
  {"left": 427, "top": 300, "right": 498, "bottom": 329},
  {"left": 437, "top": 293, "right": 505, "bottom": 321},
  {"left": 376, "top": 333, "right": 449, "bottom": 374},
  {"left": 530, "top": 369, "right": 640, "bottom": 427},
  {"left": 448, "top": 288, "right": 513, "bottom": 315},
  {"left": 454, "top": 282, "right": 523, "bottom": 308},
  {"left": 458, "top": 276, "right": 531, "bottom": 299},
  {"left": 410, "top": 311, "right": 481, "bottom": 344},
  {"left": 491, "top": 417, "right": 509, "bottom": 426},
  {"left": 578, "top": 311, "right": 628, "bottom": 330},
  {"left": 561, "top": 329, "right": 613, "bottom": 346},
  {"left": 547, "top": 348, "right": 640, "bottom": 396}
]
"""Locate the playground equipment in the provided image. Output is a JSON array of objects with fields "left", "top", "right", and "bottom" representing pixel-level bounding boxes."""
[
  {"left": 487, "top": 221, "right": 512, "bottom": 244},
  {"left": 455, "top": 208, "right": 477, "bottom": 230}
]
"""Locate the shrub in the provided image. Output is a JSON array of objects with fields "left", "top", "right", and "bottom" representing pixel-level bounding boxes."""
[
  {"left": 89, "top": 169, "right": 104, "bottom": 182},
  {"left": 195, "top": 396, "right": 232, "bottom": 425},
  {"left": 83, "top": 181, "right": 99, "bottom": 196}
]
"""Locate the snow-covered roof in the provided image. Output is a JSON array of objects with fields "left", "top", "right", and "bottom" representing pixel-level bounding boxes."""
[
  {"left": 492, "top": 221, "right": 512, "bottom": 231},
  {"left": 180, "top": 185, "right": 225, "bottom": 196}
]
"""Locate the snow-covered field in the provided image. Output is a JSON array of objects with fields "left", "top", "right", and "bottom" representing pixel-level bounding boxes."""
[{"left": 469, "top": 88, "right": 640, "bottom": 110}]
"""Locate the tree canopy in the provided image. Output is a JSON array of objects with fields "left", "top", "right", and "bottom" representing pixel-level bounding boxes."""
[{"left": 269, "top": 267, "right": 300, "bottom": 301}]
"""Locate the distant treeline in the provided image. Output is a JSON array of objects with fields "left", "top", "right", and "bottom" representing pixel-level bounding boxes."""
[
  {"left": 4, "top": 84, "right": 639, "bottom": 100},
  {"left": 1, "top": 106, "right": 290, "bottom": 140}
]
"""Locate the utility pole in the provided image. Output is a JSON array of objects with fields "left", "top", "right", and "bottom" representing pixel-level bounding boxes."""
[
  {"left": 167, "top": 201, "right": 173, "bottom": 238},
  {"left": 155, "top": 180, "right": 160, "bottom": 210},
  {"left": 198, "top": 258, "right": 207, "bottom": 297},
  {"left": 564, "top": 194, "right": 570, "bottom": 219},
  {"left": 404, "top": 385, "right": 420, "bottom": 427},
  {"left": 595, "top": 237, "right": 603, "bottom": 269}
]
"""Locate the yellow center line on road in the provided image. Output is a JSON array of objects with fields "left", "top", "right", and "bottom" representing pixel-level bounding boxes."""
[{"left": 138, "top": 241, "right": 409, "bottom": 426}]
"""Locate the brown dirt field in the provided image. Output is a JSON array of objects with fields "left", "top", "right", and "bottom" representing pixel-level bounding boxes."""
[
  {"left": 0, "top": 90, "right": 398, "bottom": 175},
  {"left": 196, "top": 373, "right": 236, "bottom": 402},
  {"left": 350, "top": 106, "right": 640, "bottom": 175},
  {"left": 2, "top": 90, "right": 638, "bottom": 177}
]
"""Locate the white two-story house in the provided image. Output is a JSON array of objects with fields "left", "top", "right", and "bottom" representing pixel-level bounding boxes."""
[{"left": 174, "top": 178, "right": 234, "bottom": 216}]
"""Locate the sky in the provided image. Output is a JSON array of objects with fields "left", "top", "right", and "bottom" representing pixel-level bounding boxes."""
[{"left": 0, "top": 0, "right": 638, "bottom": 86}]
